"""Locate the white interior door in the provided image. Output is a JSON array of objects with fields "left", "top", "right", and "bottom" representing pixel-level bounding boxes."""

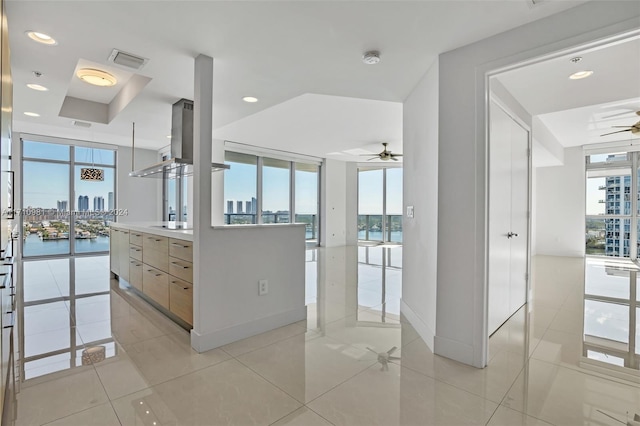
[
  {"left": 488, "top": 104, "right": 512, "bottom": 335},
  {"left": 509, "top": 119, "right": 529, "bottom": 315},
  {"left": 488, "top": 101, "right": 529, "bottom": 335}
]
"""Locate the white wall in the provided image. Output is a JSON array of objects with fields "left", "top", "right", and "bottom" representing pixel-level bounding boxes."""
[
  {"left": 321, "top": 158, "right": 358, "bottom": 247},
  {"left": 403, "top": 1, "right": 640, "bottom": 367},
  {"left": 401, "top": 59, "right": 439, "bottom": 350},
  {"left": 535, "top": 147, "right": 585, "bottom": 257},
  {"left": 116, "top": 146, "right": 161, "bottom": 223}
]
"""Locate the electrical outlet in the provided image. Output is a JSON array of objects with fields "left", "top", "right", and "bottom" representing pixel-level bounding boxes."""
[
  {"left": 406, "top": 206, "right": 414, "bottom": 218},
  {"left": 259, "top": 279, "right": 268, "bottom": 296}
]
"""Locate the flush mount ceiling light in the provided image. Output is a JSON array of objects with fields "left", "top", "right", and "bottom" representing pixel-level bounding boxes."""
[
  {"left": 569, "top": 70, "right": 594, "bottom": 80},
  {"left": 27, "top": 83, "right": 48, "bottom": 91},
  {"left": 76, "top": 68, "right": 117, "bottom": 87},
  {"left": 362, "top": 50, "right": 381, "bottom": 65},
  {"left": 242, "top": 96, "right": 258, "bottom": 103},
  {"left": 24, "top": 112, "right": 40, "bottom": 117},
  {"left": 26, "top": 31, "right": 57, "bottom": 45}
]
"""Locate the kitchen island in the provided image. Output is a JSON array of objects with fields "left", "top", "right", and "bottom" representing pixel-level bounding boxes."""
[
  {"left": 110, "top": 222, "right": 194, "bottom": 327},
  {"left": 109, "top": 222, "right": 307, "bottom": 353}
]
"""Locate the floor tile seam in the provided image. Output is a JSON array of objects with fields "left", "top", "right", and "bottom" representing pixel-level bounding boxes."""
[
  {"left": 219, "top": 327, "right": 310, "bottom": 358},
  {"left": 493, "top": 403, "right": 557, "bottom": 426},
  {"left": 387, "top": 358, "right": 518, "bottom": 407},
  {"left": 19, "top": 362, "right": 100, "bottom": 389},
  {"left": 219, "top": 356, "right": 308, "bottom": 407},
  {"left": 37, "top": 401, "right": 118, "bottom": 426},
  {"left": 300, "top": 405, "right": 338, "bottom": 426},
  {"left": 109, "top": 355, "right": 237, "bottom": 397},
  {"left": 532, "top": 357, "right": 640, "bottom": 389},
  {"left": 298, "top": 359, "right": 380, "bottom": 406},
  {"left": 235, "top": 350, "right": 379, "bottom": 406}
]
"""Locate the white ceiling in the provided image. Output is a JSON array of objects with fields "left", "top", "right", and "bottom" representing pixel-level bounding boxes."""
[
  {"left": 8, "top": 0, "right": 586, "bottom": 155},
  {"left": 496, "top": 37, "right": 640, "bottom": 149}
]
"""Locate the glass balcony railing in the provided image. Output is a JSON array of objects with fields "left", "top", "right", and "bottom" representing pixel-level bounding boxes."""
[
  {"left": 223, "top": 213, "right": 318, "bottom": 241},
  {"left": 357, "top": 214, "right": 403, "bottom": 243}
]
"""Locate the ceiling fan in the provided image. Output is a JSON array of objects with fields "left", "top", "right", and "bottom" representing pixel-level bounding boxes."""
[
  {"left": 361, "top": 142, "right": 403, "bottom": 161},
  {"left": 601, "top": 111, "right": 640, "bottom": 137}
]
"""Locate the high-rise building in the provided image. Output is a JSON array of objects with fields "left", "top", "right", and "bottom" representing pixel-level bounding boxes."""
[
  {"left": 245, "top": 201, "right": 252, "bottom": 214},
  {"left": 108, "top": 192, "right": 114, "bottom": 210},
  {"left": 56, "top": 200, "right": 68, "bottom": 212},
  {"left": 236, "top": 201, "right": 243, "bottom": 214},
  {"left": 226, "top": 200, "right": 234, "bottom": 214},
  {"left": 251, "top": 197, "right": 257, "bottom": 214},
  {"left": 603, "top": 154, "right": 632, "bottom": 257},
  {"left": 93, "top": 196, "right": 105, "bottom": 211},
  {"left": 77, "top": 195, "right": 89, "bottom": 212}
]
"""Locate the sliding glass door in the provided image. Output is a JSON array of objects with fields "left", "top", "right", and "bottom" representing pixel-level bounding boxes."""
[
  {"left": 22, "top": 139, "right": 116, "bottom": 257},
  {"left": 358, "top": 167, "right": 403, "bottom": 244}
]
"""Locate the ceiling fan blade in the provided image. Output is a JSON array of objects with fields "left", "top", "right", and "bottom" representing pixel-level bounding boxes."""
[
  {"left": 367, "top": 157, "right": 378, "bottom": 161},
  {"left": 387, "top": 346, "right": 398, "bottom": 355},
  {"left": 391, "top": 157, "right": 399, "bottom": 161},
  {"left": 391, "top": 153, "right": 403, "bottom": 156},
  {"left": 610, "top": 126, "right": 633, "bottom": 128},
  {"left": 601, "top": 129, "right": 632, "bottom": 137}
]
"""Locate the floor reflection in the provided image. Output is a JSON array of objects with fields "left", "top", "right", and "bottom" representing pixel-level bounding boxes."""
[
  {"left": 583, "top": 257, "right": 639, "bottom": 372},
  {"left": 21, "top": 257, "right": 116, "bottom": 381}
]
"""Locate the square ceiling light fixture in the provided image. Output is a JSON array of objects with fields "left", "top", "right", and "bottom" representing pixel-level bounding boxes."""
[{"left": 108, "top": 49, "right": 148, "bottom": 70}]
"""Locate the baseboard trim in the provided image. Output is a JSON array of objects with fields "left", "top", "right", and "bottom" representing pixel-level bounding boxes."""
[
  {"left": 190, "top": 306, "right": 307, "bottom": 353},
  {"left": 434, "top": 335, "right": 475, "bottom": 366},
  {"left": 400, "top": 299, "right": 435, "bottom": 352}
]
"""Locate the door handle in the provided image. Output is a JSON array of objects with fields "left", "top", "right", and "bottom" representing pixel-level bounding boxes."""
[{"left": 507, "top": 232, "right": 519, "bottom": 238}]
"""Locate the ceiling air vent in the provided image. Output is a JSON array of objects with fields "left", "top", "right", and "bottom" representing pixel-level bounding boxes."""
[
  {"left": 108, "top": 49, "right": 148, "bottom": 70},
  {"left": 72, "top": 120, "right": 91, "bottom": 128}
]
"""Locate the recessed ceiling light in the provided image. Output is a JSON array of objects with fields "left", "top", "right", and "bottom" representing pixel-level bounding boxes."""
[
  {"left": 26, "top": 31, "right": 57, "bottom": 45},
  {"left": 27, "top": 83, "right": 48, "bottom": 91},
  {"left": 569, "top": 70, "right": 594, "bottom": 80},
  {"left": 242, "top": 96, "right": 258, "bottom": 103},
  {"left": 76, "top": 68, "right": 117, "bottom": 87},
  {"left": 24, "top": 112, "right": 40, "bottom": 117},
  {"left": 166, "top": 135, "right": 172, "bottom": 139}
]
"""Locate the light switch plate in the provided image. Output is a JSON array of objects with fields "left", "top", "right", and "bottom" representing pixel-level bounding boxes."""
[
  {"left": 406, "top": 206, "right": 414, "bottom": 218},
  {"left": 259, "top": 279, "right": 268, "bottom": 296}
]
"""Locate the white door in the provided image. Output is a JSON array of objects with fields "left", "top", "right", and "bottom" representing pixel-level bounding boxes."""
[{"left": 488, "top": 101, "right": 529, "bottom": 335}]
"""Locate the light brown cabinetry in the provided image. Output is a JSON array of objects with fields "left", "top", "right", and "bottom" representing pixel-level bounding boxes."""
[{"left": 110, "top": 226, "right": 193, "bottom": 327}]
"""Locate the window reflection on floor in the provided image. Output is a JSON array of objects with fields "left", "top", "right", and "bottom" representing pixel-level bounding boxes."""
[
  {"left": 583, "top": 257, "right": 639, "bottom": 372},
  {"left": 21, "top": 257, "right": 116, "bottom": 381}
]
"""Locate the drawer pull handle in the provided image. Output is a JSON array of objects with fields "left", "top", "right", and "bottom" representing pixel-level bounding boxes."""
[
  {"left": 147, "top": 237, "right": 162, "bottom": 241},
  {"left": 183, "top": 287, "right": 189, "bottom": 290},
  {"left": 147, "top": 269, "right": 154, "bottom": 272},
  {"left": 171, "top": 243, "right": 190, "bottom": 248},
  {"left": 171, "top": 262, "right": 189, "bottom": 269},
  {"left": 131, "top": 249, "right": 141, "bottom": 252},
  {"left": 154, "top": 273, "right": 162, "bottom": 277}
]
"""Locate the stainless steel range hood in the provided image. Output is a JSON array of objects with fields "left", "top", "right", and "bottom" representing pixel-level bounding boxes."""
[{"left": 129, "top": 98, "right": 229, "bottom": 178}]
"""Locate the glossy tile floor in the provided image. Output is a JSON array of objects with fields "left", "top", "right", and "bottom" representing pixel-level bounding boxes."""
[{"left": 14, "top": 248, "right": 640, "bottom": 425}]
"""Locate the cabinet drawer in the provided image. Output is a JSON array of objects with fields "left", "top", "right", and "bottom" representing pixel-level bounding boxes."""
[
  {"left": 169, "top": 256, "right": 193, "bottom": 283},
  {"left": 169, "top": 238, "right": 193, "bottom": 262},
  {"left": 129, "top": 244, "right": 143, "bottom": 261},
  {"left": 143, "top": 234, "right": 168, "bottom": 253},
  {"left": 142, "top": 265, "right": 169, "bottom": 308},
  {"left": 130, "top": 232, "right": 143, "bottom": 246},
  {"left": 129, "top": 259, "right": 143, "bottom": 291},
  {"left": 143, "top": 248, "right": 168, "bottom": 272},
  {"left": 169, "top": 278, "right": 193, "bottom": 325}
]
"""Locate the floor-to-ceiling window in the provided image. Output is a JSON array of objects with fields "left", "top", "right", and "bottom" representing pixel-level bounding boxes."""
[
  {"left": 585, "top": 151, "right": 637, "bottom": 258},
  {"left": 358, "top": 167, "right": 402, "bottom": 244},
  {"left": 21, "top": 138, "right": 116, "bottom": 257},
  {"left": 224, "top": 149, "right": 321, "bottom": 243}
]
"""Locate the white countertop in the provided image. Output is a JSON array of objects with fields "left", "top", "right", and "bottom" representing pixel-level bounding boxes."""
[
  {"left": 111, "top": 222, "right": 306, "bottom": 240},
  {"left": 111, "top": 222, "right": 194, "bottom": 241}
]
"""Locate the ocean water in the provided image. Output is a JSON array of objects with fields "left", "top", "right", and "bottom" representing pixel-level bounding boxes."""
[{"left": 23, "top": 233, "right": 109, "bottom": 257}]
